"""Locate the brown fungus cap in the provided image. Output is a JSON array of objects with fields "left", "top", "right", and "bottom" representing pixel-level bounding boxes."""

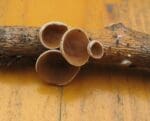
[
  {"left": 35, "top": 50, "right": 80, "bottom": 86},
  {"left": 39, "top": 22, "right": 68, "bottom": 49},
  {"left": 87, "top": 40, "right": 104, "bottom": 59},
  {"left": 60, "top": 28, "right": 90, "bottom": 67}
]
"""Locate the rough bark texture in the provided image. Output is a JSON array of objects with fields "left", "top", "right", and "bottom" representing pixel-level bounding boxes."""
[
  {"left": 0, "top": 26, "right": 46, "bottom": 56},
  {"left": 0, "top": 23, "right": 150, "bottom": 70},
  {"left": 88, "top": 23, "right": 150, "bottom": 70},
  {"left": 0, "top": 26, "right": 46, "bottom": 67}
]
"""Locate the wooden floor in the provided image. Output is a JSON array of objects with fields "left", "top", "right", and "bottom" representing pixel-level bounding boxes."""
[{"left": 0, "top": 0, "right": 150, "bottom": 121}]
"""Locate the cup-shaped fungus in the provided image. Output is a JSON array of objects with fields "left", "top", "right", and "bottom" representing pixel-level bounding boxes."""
[
  {"left": 39, "top": 22, "right": 68, "bottom": 49},
  {"left": 87, "top": 40, "right": 104, "bottom": 59},
  {"left": 60, "top": 28, "right": 89, "bottom": 67},
  {"left": 35, "top": 50, "right": 80, "bottom": 86}
]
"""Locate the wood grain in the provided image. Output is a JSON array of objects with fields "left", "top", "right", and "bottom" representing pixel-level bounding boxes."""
[{"left": 0, "top": 0, "right": 150, "bottom": 121}]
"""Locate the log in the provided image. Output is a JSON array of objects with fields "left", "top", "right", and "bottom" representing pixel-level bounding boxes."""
[
  {"left": 0, "top": 23, "right": 150, "bottom": 70},
  {"left": 0, "top": 26, "right": 45, "bottom": 56},
  {"left": 0, "top": 26, "right": 45, "bottom": 67}
]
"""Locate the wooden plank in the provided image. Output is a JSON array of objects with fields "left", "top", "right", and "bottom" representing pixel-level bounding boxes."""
[
  {"left": 0, "top": 0, "right": 149, "bottom": 121},
  {"left": 0, "top": 68, "right": 61, "bottom": 121}
]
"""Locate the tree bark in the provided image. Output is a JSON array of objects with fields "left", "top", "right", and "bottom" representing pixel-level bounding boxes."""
[
  {"left": 0, "top": 26, "right": 45, "bottom": 56},
  {"left": 0, "top": 23, "right": 150, "bottom": 70},
  {"left": 88, "top": 23, "right": 150, "bottom": 70}
]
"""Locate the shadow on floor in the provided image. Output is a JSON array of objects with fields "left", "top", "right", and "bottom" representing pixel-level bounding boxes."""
[{"left": 0, "top": 63, "right": 149, "bottom": 101}]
